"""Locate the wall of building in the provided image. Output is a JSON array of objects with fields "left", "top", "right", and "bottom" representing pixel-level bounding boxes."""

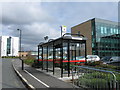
[
  {"left": 71, "top": 18, "right": 120, "bottom": 57},
  {"left": 71, "top": 20, "right": 92, "bottom": 55},
  {"left": 12, "top": 37, "right": 19, "bottom": 56},
  {"left": 18, "top": 51, "right": 38, "bottom": 57},
  {"left": 94, "top": 18, "right": 120, "bottom": 57},
  {"left": 19, "top": 51, "right": 29, "bottom": 57},
  {"left": 0, "top": 36, "right": 8, "bottom": 56},
  {"left": 0, "top": 36, "right": 19, "bottom": 57}
]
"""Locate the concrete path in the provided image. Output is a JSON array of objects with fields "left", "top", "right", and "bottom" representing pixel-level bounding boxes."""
[{"left": 12, "top": 59, "right": 82, "bottom": 89}]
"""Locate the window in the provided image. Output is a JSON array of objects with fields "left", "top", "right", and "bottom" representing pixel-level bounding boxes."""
[
  {"left": 114, "top": 29, "right": 116, "bottom": 34},
  {"left": 7, "top": 37, "right": 11, "bottom": 55},
  {"left": 111, "top": 28, "right": 113, "bottom": 33},
  {"left": 101, "top": 27, "right": 104, "bottom": 34},
  {"left": 95, "top": 22, "right": 120, "bottom": 58},
  {"left": 92, "top": 43, "right": 94, "bottom": 47},
  {"left": 116, "top": 29, "right": 118, "bottom": 34},
  {"left": 104, "top": 27, "right": 107, "bottom": 33},
  {"left": 92, "top": 31, "right": 94, "bottom": 35}
]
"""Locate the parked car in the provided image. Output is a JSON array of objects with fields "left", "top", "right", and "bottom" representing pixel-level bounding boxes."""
[
  {"left": 101, "top": 56, "right": 120, "bottom": 65},
  {"left": 75, "top": 55, "right": 100, "bottom": 63},
  {"left": 48, "top": 56, "right": 53, "bottom": 59},
  {"left": 100, "top": 56, "right": 112, "bottom": 64},
  {"left": 86, "top": 55, "right": 100, "bottom": 62},
  {"left": 76, "top": 56, "right": 85, "bottom": 60},
  {"left": 35, "top": 56, "right": 42, "bottom": 59}
]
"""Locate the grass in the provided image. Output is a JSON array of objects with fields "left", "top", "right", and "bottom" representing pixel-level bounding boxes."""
[
  {"left": 24, "top": 59, "right": 35, "bottom": 65},
  {"left": 23, "top": 55, "right": 35, "bottom": 66}
]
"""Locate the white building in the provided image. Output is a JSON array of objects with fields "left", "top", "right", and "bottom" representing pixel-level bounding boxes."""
[{"left": 0, "top": 36, "right": 19, "bottom": 57}]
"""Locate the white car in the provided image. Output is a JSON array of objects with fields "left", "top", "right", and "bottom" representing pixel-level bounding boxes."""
[
  {"left": 86, "top": 55, "right": 100, "bottom": 62},
  {"left": 76, "top": 55, "right": 100, "bottom": 62}
]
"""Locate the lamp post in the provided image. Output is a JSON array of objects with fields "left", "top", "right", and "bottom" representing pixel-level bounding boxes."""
[
  {"left": 44, "top": 36, "right": 48, "bottom": 41},
  {"left": 17, "top": 29, "right": 24, "bottom": 70}
]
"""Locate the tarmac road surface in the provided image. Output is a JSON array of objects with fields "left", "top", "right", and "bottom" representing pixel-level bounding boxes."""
[{"left": 2, "top": 58, "right": 25, "bottom": 89}]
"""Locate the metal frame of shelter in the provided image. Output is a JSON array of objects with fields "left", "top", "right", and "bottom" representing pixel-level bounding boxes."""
[{"left": 37, "top": 33, "right": 87, "bottom": 77}]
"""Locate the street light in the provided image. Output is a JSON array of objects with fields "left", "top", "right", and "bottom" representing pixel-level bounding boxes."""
[
  {"left": 17, "top": 29, "right": 24, "bottom": 70},
  {"left": 44, "top": 36, "right": 48, "bottom": 41},
  {"left": 8, "top": 28, "right": 24, "bottom": 68}
]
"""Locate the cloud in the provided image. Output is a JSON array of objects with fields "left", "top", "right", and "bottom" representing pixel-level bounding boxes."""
[
  {"left": 1, "top": 2, "right": 60, "bottom": 50},
  {"left": 2, "top": 2, "right": 54, "bottom": 25},
  {"left": 1, "top": 2, "right": 118, "bottom": 51},
  {"left": 41, "top": 2, "right": 118, "bottom": 30},
  {"left": 21, "top": 23, "right": 60, "bottom": 44},
  {"left": 7, "top": 23, "right": 60, "bottom": 51}
]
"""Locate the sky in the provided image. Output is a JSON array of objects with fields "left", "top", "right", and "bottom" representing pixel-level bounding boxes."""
[{"left": 0, "top": 1, "right": 118, "bottom": 51}]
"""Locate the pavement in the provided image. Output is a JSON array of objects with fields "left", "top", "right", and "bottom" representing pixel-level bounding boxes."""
[
  {"left": 12, "top": 59, "right": 82, "bottom": 89},
  {"left": 2, "top": 58, "right": 25, "bottom": 89}
]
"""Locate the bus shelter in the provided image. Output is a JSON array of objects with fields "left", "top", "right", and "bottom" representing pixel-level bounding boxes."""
[{"left": 38, "top": 33, "right": 87, "bottom": 77}]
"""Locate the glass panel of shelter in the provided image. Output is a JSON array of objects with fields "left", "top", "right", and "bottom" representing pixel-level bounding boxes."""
[
  {"left": 43, "top": 46, "right": 47, "bottom": 70},
  {"left": 62, "top": 40, "right": 86, "bottom": 77},
  {"left": 69, "top": 42, "right": 86, "bottom": 65},
  {"left": 38, "top": 39, "right": 86, "bottom": 77},
  {"left": 54, "top": 42, "right": 62, "bottom": 77},
  {"left": 38, "top": 46, "right": 42, "bottom": 66},
  {"left": 42, "top": 43, "right": 54, "bottom": 72},
  {"left": 47, "top": 44, "right": 53, "bottom": 72}
]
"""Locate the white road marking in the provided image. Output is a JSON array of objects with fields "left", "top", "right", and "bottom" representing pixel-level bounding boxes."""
[
  {"left": 12, "top": 63, "right": 35, "bottom": 89},
  {"left": 24, "top": 70, "right": 50, "bottom": 88}
]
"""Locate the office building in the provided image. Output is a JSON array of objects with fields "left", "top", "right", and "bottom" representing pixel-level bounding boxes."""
[
  {"left": 18, "top": 51, "right": 38, "bottom": 57},
  {"left": 0, "top": 36, "right": 19, "bottom": 57},
  {"left": 71, "top": 18, "right": 120, "bottom": 57}
]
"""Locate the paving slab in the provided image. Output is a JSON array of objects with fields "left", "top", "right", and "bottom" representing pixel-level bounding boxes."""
[{"left": 12, "top": 59, "right": 83, "bottom": 89}]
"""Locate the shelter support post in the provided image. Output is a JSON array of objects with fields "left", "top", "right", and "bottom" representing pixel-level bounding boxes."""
[
  {"left": 61, "top": 40, "right": 63, "bottom": 78},
  {"left": 47, "top": 46, "right": 48, "bottom": 72},
  {"left": 67, "top": 41, "right": 70, "bottom": 77},
  {"left": 53, "top": 42, "right": 55, "bottom": 75},
  {"left": 75, "top": 44, "right": 77, "bottom": 72},
  {"left": 85, "top": 41, "right": 87, "bottom": 63},
  {"left": 38, "top": 45, "right": 39, "bottom": 64},
  {"left": 42, "top": 47, "right": 43, "bottom": 70}
]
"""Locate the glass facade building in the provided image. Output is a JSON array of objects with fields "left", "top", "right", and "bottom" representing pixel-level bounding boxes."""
[
  {"left": 7, "top": 37, "right": 11, "bottom": 55},
  {"left": 72, "top": 18, "right": 120, "bottom": 58},
  {"left": 0, "top": 36, "right": 19, "bottom": 57},
  {"left": 92, "top": 19, "right": 120, "bottom": 57}
]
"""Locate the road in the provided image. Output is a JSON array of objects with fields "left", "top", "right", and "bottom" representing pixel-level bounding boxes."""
[{"left": 2, "top": 58, "right": 25, "bottom": 89}]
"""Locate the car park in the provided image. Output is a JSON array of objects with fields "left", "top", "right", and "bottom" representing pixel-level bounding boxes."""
[
  {"left": 101, "top": 56, "right": 120, "bottom": 65},
  {"left": 100, "top": 56, "right": 112, "bottom": 64},
  {"left": 36, "top": 56, "right": 42, "bottom": 59},
  {"left": 75, "top": 55, "right": 100, "bottom": 63},
  {"left": 100, "top": 56, "right": 120, "bottom": 66},
  {"left": 86, "top": 55, "right": 100, "bottom": 62}
]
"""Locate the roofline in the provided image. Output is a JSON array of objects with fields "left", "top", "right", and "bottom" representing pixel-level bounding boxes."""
[
  {"left": 71, "top": 18, "right": 118, "bottom": 29},
  {"left": 71, "top": 18, "right": 94, "bottom": 29}
]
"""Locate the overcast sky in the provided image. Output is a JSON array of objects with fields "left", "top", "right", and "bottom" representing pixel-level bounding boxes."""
[{"left": 0, "top": 1, "right": 118, "bottom": 51}]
